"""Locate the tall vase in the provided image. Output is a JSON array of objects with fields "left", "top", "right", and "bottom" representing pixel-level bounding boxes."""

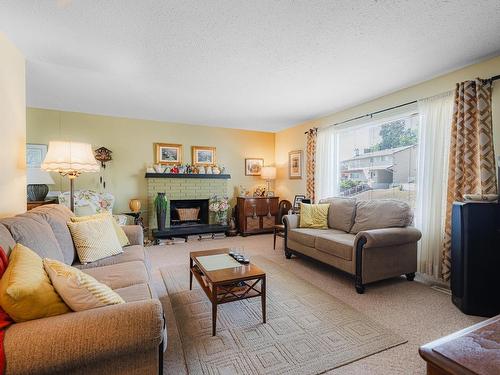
[{"left": 155, "top": 192, "right": 167, "bottom": 231}]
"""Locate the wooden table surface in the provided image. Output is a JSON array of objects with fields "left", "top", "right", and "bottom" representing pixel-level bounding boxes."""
[
  {"left": 190, "top": 248, "right": 265, "bottom": 284},
  {"left": 419, "top": 314, "right": 500, "bottom": 375}
]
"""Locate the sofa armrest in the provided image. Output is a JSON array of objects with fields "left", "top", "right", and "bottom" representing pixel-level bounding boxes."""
[
  {"left": 283, "top": 214, "right": 300, "bottom": 231},
  {"left": 122, "top": 224, "right": 144, "bottom": 245},
  {"left": 4, "top": 299, "right": 164, "bottom": 374},
  {"left": 355, "top": 227, "right": 422, "bottom": 249}
]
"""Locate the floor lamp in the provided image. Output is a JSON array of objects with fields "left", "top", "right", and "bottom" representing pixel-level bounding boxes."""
[{"left": 41, "top": 141, "right": 100, "bottom": 212}]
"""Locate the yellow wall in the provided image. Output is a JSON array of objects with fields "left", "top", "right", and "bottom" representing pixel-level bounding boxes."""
[
  {"left": 275, "top": 55, "right": 500, "bottom": 202},
  {"left": 26, "top": 109, "right": 275, "bottom": 217},
  {"left": 0, "top": 33, "right": 26, "bottom": 217}
]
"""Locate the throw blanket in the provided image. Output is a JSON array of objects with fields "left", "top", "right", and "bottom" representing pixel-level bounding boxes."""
[{"left": 0, "top": 247, "right": 12, "bottom": 375}]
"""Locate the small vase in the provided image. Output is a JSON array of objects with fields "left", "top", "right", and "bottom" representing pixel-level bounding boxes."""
[{"left": 129, "top": 199, "right": 141, "bottom": 212}]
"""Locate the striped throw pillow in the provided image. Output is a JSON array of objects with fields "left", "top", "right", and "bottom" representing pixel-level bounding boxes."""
[
  {"left": 43, "top": 258, "right": 125, "bottom": 311},
  {"left": 70, "top": 213, "right": 130, "bottom": 247},
  {"left": 67, "top": 216, "right": 123, "bottom": 263}
]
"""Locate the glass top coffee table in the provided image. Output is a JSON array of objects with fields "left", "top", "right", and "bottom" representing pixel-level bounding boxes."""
[{"left": 189, "top": 248, "right": 266, "bottom": 336}]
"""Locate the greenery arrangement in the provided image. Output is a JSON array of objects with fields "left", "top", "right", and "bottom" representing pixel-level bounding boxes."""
[
  {"left": 209, "top": 195, "right": 230, "bottom": 225},
  {"left": 154, "top": 192, "right": 168, "bottom": 211}
]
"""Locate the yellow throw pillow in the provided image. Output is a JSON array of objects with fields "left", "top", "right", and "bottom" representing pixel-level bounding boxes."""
[
  {"left": 0, "top": 244, "right": 70, "bottom": 322},
  {"left": 70, "top": 213, "right": 130, "bottom": 247},
  {"left": 299, "top": 203, "right": 330, "bottom": 228},
  {"left": 67, "top": 217, "right": 123, "bottom": 264},
  {"left": 43, "top": 258, "right": 125, "bottom": 311}
]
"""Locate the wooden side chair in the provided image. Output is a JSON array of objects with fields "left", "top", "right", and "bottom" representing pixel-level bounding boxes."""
[{"left": 273, "top": 199, "right": 292, "bottom": 249}]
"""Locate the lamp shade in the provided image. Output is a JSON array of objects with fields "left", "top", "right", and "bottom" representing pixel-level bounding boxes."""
[
  {"left": 261, "top": 166, "right": 276, "bottom": 180},
  {"left": 42, "top": 141, "right": 100, "bottom": 174},
  {"left": 27, "top": 168, "right": 55, "bottom": 185}
]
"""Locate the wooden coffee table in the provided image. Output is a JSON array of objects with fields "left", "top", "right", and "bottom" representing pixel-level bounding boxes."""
[{"left": 189, "top": 248, "right": 266, "bottom": 336}]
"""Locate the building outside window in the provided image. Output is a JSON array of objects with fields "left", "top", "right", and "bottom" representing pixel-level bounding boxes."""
[{"left": 338, "top": 113, "right": 419, "bottom": 207}]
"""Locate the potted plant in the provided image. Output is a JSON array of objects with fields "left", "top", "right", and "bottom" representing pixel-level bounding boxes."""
[
  {"left": 155, "top": 192, "right": 168, "bottom": 231},
  {"left": 209, "top": 195, "right": 230, "bottom": 225}
]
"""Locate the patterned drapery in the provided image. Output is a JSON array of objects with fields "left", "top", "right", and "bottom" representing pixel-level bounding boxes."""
[
  {"left": 306, "top": 128, "right": 317, "bottom": 202},
  {"left": 442, "top": 79, "right": 497, "bottom": 280}
]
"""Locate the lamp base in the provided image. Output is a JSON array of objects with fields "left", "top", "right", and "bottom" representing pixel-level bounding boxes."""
[{"left": 27, "top": 184, "right": 49, "bottom": 202}]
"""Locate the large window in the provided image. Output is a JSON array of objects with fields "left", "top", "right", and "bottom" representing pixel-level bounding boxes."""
[{"left": 335, "top": 112, "right": 419, "bottom": 208}]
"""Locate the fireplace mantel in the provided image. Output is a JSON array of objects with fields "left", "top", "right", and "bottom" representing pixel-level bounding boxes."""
[{"left": 145, "top": 173, "right": 231, "bottom": 179}]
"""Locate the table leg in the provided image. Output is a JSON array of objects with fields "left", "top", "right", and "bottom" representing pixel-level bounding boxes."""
[
  {"left": 261, "top": 276, "right": 266, "bottom": 324},
  {"left": 189, "top": 257, "right": 193, "bottom": 290},
  {"left": 212, "top": 285, "right": 218, "bottom": 336},
  {"left": 273, "top": 228, "right": 276, "bottom": 250}
]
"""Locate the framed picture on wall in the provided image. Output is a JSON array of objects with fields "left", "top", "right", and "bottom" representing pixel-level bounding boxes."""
[
  {"left": 288, "top": 150, "right": 303, "bottom": 179},
  {"left": 192, "top": 146, "right": 216, "bottom": 166},
  {"left": 155, "top": 143, "right": 183, "bottom": 165},
  {"left": 26, "top": 143, "right": 48, "bottom": 168},
  {"left": 293, "top": 194, "right": 306, "bottom": 211},
  {"left": 245, "top": 158, "right": 264, "bottom": 176}
]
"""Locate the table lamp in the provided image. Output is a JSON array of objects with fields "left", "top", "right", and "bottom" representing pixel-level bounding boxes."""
[
  {"left": 41, "top": 141, "right": 100, "bottom": 212},
  {"left": 27, "top": 168, "right": 55, "bottom": 201},
  {"left": 261, "top": 166, "right": 276, "bottom": 197}
]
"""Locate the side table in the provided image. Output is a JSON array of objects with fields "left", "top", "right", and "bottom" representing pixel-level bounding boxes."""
[
  {"left": 27, "top": 199, "right": 57, "bottom": 211},
  {"left": 123, "top": 211, "right": 144, "bottom": 228}
]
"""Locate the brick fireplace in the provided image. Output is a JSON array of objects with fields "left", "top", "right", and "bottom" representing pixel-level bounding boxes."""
[{"left": 146, "top": 173, "right": 230, "bottom": 230}]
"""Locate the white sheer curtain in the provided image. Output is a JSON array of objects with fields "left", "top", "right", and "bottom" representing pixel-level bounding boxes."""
[
  {"left": 315, "top": 126, "right": 340, "bottom": 201},
  {"left": 415, "top": 91, "right": 454, "bottom": 279}
]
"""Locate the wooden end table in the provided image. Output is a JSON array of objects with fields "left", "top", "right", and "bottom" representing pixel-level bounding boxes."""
[
  {"left": 419, "top": 314, "right": 500, "bottom": 375},
  {"left": 189, "top": 248, "right": 266, "bottom": 336}
]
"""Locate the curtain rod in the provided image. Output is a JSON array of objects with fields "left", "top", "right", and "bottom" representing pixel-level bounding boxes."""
[
  {"left": 304, "top": 100, "right": 416, "bottom": 134},
  {"left": 305, "top": 74, "right": 500, "bottom": 134}
]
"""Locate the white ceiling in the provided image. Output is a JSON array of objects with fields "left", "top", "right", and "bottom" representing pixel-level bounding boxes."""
[{"left": 1, "top": 1, "right": 500, "bottom": 132}]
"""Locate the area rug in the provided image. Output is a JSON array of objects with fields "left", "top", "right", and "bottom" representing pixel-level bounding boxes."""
[{"left": 160, "top": 256, "right": 406, "bottom": 375}]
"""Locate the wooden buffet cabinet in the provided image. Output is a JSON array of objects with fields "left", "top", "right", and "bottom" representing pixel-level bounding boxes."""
[{"left": 236, "top": 197, "right": 279, "bottom": 236}]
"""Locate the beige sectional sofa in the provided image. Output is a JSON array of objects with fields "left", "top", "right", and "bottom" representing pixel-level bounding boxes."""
[
  {"left": 284, "top": 198, "right": 422, "bottom": 293},
  {"left": 0, "top": 204, "right": 165, "bottom": 375}
]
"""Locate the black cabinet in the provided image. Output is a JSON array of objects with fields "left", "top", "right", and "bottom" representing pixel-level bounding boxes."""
[{"left": 451, "top": 202, "right": 500, "bottom": 317}]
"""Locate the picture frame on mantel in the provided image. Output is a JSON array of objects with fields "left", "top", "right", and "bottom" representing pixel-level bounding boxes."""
[
  {"left": 288, "top": 150, "right": 303, "bottom": 179},
  {"left": 245, "top": 158, "right": 264, "bottom": 176},
  {"left": 155, "top": 143, "right": 183, "bottom": 165},
  {"left": 192, "top": 146, "right": 216, "bottom": 166}
]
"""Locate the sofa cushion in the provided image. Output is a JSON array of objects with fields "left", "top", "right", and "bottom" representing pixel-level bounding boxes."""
[
  {"left": 114, "top": 283, "right": 155, "bottom": 303},
  {"left": 319, "top": 197, "right": 356, "bottom": 232},
  {"left": 288, "top": 228, "right": 322, "bottom": 248},
  {"left": 0, "top": 244, "right": 70, "bottom": 322},
  {"left": 0, "top": 216, "right": 65, "bottom": 262},
  {"left": 80, "top": 261, "right": 149, "bottom": 290},
  {"left": 350, "top": 199, "right": 413, "bottom": 234},
  {"left": 0, "top": 224, "right": 15, "bottom": 256},
  {"left": 44, "top": 258, "right": 125, "bottom": 312},
  {"left": 72, "top": 245, "right": 145, "bottom": 269},
  {"left": 315, "top": 231, "right": 355, "bottom": 261},
  {"left": 24, "top": 205, "right": 76, "bottom": 265}
]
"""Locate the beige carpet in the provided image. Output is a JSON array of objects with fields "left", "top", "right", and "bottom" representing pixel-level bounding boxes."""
[
  {"left": 146, "top": 234, "right": 484, "bottom": 374},
  {"left": 161, "top": 256, "right": 406, "bottom": 374}
]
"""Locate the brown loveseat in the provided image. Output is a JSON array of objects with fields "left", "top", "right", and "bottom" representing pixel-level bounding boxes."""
[
  {"left": 0, "top": 204, "right": 165, "bottom": 375},
  {"left": 284, "top": 198, "right": 422, "bottom": 293}
]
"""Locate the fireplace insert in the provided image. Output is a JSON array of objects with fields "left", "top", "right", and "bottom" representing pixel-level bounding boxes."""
[{"left": 170, "top": 199, "right": 209, "bottom": 226}]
